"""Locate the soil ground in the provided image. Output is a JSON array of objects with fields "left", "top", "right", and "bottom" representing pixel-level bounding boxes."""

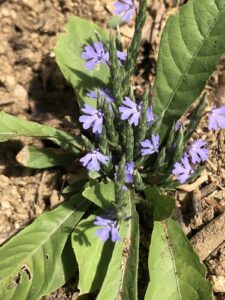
[{"left": 0, "top": 0, "right": 225, "bottom": 299}]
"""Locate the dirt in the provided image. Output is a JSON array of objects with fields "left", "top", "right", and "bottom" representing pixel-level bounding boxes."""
[{"left": 0, "top": 0, "right": 225, "bottom": 299}]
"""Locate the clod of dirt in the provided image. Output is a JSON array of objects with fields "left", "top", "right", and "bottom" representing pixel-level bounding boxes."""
[{"left": 210, "top": 276, "right": 225, "bottom": 293}]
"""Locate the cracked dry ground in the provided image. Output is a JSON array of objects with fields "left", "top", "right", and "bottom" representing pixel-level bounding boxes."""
[{"left": 0, "top": 0, "right": 225, "bottom": 299}]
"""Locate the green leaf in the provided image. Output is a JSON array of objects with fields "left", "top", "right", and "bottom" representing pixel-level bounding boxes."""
[
  {"left": 82, "top": 181, "right": 115, "bottom": 209},
  {"left": 71, "top": 209, "right": 114, "bottom": 294},
  {"left": 62, "top": 179, "right": 89, "bottom": 194},
  {"left": 0, "top": 112, "right": 83, "bottom": 154},
  {"left": 97, "top": 191, "right": 139, "bottom": 300},
  {"left": 0, "top": 194, "right": 90, "bottom": 300},
  {"left": 154, "top": 0, "right": 225, "bottom": 135},
  {"left": 55, "top": 16, "right": 110, "bottom": 107},
  {"left": 144, "top": 186, "right": 175, "bottom": 220},
  {"left": 145, "top": 219, "right": 212, "bottom": 300},
  {"left": 108, "top": 15, "right": 123, "bottom": 28},
  {"left": 16, "top": 145, "right": 75, "bottom": 169}
]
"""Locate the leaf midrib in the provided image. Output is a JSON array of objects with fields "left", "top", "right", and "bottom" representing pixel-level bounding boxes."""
[
  {"left": 162, "top": 221, "right": 181, "bottom": 300},
  {"left": 162, "top": 2, "right": 225, "bottom": 115},
  {"left": 117, "top": 191, "right": 136, "bottom": 299}
]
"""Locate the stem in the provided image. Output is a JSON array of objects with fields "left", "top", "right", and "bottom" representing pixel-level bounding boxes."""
[{"left": 122, "top": 0, "right": 147, "bottom": 95}]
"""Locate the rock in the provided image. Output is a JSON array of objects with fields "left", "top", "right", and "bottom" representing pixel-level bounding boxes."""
[
  {"left": 50, "top": 190, "right": 60, "bottom": 207},
  {"left": 0, "top": 175, "right": 10, "bottom": 187},
  {"left": 4, "top": 75, "right": 17, "bottom": 91},
  {"left": 1, "top": 8, "right": 11, "bottom": 17},
  {"left": 12, "top": 84, "right": 28, "bottom": 109},
  {"left": 210, "top": 275, "right": 225, "bottom": 292}
]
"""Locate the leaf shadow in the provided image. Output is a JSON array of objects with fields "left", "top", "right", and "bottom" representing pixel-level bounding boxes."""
[
  {"left": 91, "top": 183, "right": 113, "bottom": 209},
  {"left": 66, "top": 66, "right": 111, "bottom": 97},
  {"left": 72, "top": 219, "right": 94, "bottom": 246},
  {"left": 90, "top": 240, "right": 114, "bottom": 293},
  {"left": 61, "top": 233, "right": 78, "bottom": 282}
]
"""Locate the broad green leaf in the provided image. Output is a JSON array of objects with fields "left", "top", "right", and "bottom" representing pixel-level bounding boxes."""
[
  {"left": 71, "top": 210, "right": 114, "bottom": 294},
  {"left": 145, "top": 219, "right": 212, "bottom": 300},
  {"left": 154, "top": 0, "right": 225, "bottom": 135},
  {"left": 144, "top": 186, "right": 175, "bottom": 220},
  {"left": 108, "top": 15, "right": 123, "bottom": 28},
  {"left": 62, "top": 168, "right": 90, "bottom": 194},
  {"left": 62, "top": 179, "right": 89, "bottom": 194},
  {"left": 82, "top": 181, "right": 115, "bottom": 209},
  {"left": 97, "top": 191, "right": 139, "bottom": 300},
  {"left": 0, "top": 112, "right": 83, "bottom": 154},
  {"left": 55, "top": 16, "right": 110, "bottom": 107},
  {"left": 16, "top": 146, "right": 75, "bottom": 169},
  {"left": 0, "top": 194, "right": 90, "bottom": 300}
]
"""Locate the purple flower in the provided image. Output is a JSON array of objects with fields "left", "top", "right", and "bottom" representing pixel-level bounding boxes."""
[
  {"left": 81, "top": 41, "right": 109, "bottom": 71},
  {"left": 140, "top": 134, "right": 160, "bottom": 156},
  {"left": 188, "top": 139, "right": 208, "bottom": 164},
  {"left": 87, "top": 88, "right": 115, "bottom": 103},
  {"left": 114, "top": 0, "right": 135, "bottom": 23},
  {"left": 80, "top": 149, "right": 108, "bottom": 172},
  {"left": 79, "top": 104, "right": 104, "bottom": 134},
  {"left": 172, "top": 155, "right": 194, "bottom": 183},
  {"left": 117, "top": 50, "right": 127, "bottom": 62},
  {"left": 94, "top": 216, "right": 120, "bottom": 242},
  {"left": 208, "top": 106, "right": 225, "bottom": 130},
  {"left": 175, "top": 120, "right": 182, "bottom": 131},
  {"left": 146, "top": 105, "right": 155, "bottom": 125},
  {"left": 119, "top": 97, "right": 141, "bottom": 126},
  {"left": 125, "top": 161, "right": 134, "bottom": 183}
]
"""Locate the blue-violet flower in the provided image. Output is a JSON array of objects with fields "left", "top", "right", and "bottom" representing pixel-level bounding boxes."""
[
  {"left": 208, "top": 106, "right": 225, "bottom": 130},
  {"left": 79, "top": 104, "right": 104, "bottom": 134},
  {"left": 94, "top": 216, "right": 120, "bottom": 242},
  {"left": 117, "top": 50, "right": 127, "bottom": 62},
  {"left": 125, "top": 161, "right": 134, "bottom": 183},
  {"left": 172, "top": 155, "right": 194, "bottom": 183},
  {"left": 188, "top": 139, "right": 208, "bottom": 164},
  {"left": 140, "top": 134, "right": 160, "bottom": 156},
  {"left": 146, "top": 105, "right": 155, "bottom": 125},
  {"left": 175, "top": 120, "right": 182, "bottom": 131},
  {"left": 81, "top": 41, "right": 109, "bottom": 71},
  {"left": 87, "top": 88, "right": 115, "bottom": 103},
  {"left": 119, "top": 97, "right": 141, "bottom": 126},
  {"left": 114, "top": 0, "right": 135, "bottom": 23},
  {"left": 80, "top": 150, "right": 109, "bottom": 172}
]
